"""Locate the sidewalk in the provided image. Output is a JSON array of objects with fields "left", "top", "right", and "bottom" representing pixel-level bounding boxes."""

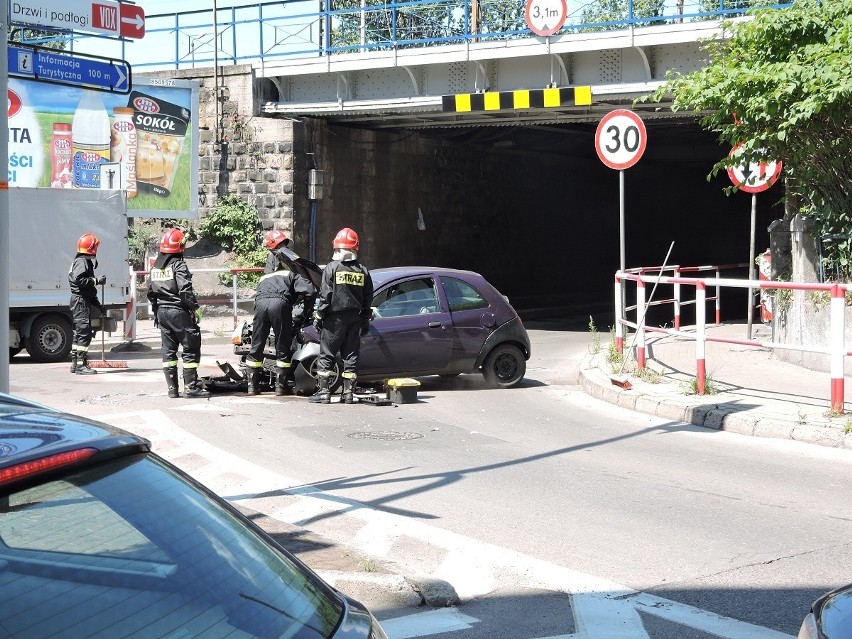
[{"left": 579, "top": 322, "right": 852, "bottom": 450}]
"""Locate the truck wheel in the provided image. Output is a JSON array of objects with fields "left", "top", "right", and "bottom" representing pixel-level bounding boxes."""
[
  {"left": 26, "top": 314, "right": 73, "bottom": 363},
  {"left": 482, "top": 344, "right": 526, "bottom": 389}
]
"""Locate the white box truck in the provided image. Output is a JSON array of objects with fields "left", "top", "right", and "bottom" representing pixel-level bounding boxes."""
[{"left": 9, "top": 188, "right": 130, "bottom": 362}]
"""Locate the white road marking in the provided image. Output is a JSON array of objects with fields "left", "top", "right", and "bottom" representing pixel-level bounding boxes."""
[
  {"left": 97, "top": 410, "right": 795, "bottom": 639},
  {"left": 381, "top": 608, "right": 479, "bottom": 639}
]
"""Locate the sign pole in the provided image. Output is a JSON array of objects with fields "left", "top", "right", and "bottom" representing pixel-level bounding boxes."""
[
  {"left": 726, "top": 144, "right": 782, "bottom": 340},
  {"left": 746, "top": 193, "right": 757, "bottom": 340},
  {"left": 0, "top": 21, "right": 9, "bottom": 394},
  {"left": 594, "top": 109, "right": 647, "bottom": 324},
  {"left": 619, "top": 169, "right": 626, "bottom": 309}
]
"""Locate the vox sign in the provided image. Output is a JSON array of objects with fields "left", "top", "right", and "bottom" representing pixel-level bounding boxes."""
[{"left": 9, "top": 0, "right": 146, "bottom": 39}]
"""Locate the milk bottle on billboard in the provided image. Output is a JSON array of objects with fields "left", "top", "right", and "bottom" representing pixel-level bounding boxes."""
[
  {"left": 110, "top": 106, "right": 137, "bottom": 197},
  {"left": 7, "top": 81, "right": 44, "bottom": 187},
  {"left": 72, "top": 90, "right": 111, "bottom": 188},
  {"left": 50, "top": 123, "right": 73, "bottom": 188}
]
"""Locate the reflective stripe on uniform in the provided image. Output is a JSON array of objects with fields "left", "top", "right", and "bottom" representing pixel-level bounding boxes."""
[
  {"left": 245, "top": 359, "right": 265, "bottom": 368},
  {"left": 335, "top": 271, "right": 365, "bottom": 286}
]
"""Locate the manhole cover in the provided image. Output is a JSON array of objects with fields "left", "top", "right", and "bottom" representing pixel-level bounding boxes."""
[{"left": 347, "top": 431, "right": 423, "bottom": 441}]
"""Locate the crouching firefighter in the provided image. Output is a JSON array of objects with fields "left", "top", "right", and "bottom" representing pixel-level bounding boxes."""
[
  {"left": 246, "top": 233, "right": 316, "bottom": 396},
  {"left": 147, "top": 229, "right": 210, "bottom": 399},
  {"left": 310, "top": 227, "right": 373, "bottom": 404},
  {"left": 68, "top": 233, "right": 106, "bottom": 375}
]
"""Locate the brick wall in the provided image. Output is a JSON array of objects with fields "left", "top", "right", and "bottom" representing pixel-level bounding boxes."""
[{"left": 139, "top": 65, "right": 303, "bottom": 236}]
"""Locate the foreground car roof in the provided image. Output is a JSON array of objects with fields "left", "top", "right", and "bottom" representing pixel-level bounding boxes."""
[{"left": 0, "top": 393, "right": 150, "bottom": 482}]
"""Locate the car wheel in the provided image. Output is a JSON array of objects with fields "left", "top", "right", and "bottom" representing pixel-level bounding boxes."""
[
  {"left": 26, "top": 314, "right": 72, "bottom": 363},
  {"left": 482, "top": 344, "right": 525, "bottom": 388},
  {"left": 302, "top": 356, "right": 343, "bottom": 393}
]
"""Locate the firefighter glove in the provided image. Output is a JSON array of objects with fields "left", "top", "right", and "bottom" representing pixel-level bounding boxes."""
[
  {"left": 313, "top": 313, "right": 323, "bottom": 331},
  {"left": 194, "top": 308, "right": 203, "bottom": 324},
  {"left": 360, "top": 320, "right": 370, "bottom": 337},
  {"left": 96, "top": 275, "right": 107, "bottom": 286}
]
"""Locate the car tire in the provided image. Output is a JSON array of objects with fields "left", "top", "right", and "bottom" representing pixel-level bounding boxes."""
[
  {"left": 26, "top": 314, "right": 72, "bottom": 363},
  {"left": 482, "top": 344, "right": 525, "bottom": 388}
]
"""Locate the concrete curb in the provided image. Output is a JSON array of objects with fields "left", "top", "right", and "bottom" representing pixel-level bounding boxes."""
[
  {"left": 579, "top": 351, "right": 852, "bottom": 450},
  {"left": 316, "top": 571, "right": 461, "bottom": 609}
]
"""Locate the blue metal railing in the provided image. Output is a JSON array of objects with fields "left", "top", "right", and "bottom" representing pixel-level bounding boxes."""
[{"left": 54, "top": 0, "right": 792, "bottom": 71}]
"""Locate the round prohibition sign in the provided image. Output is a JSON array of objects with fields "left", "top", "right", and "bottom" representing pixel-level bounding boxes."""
[
  {"left": 726, "top": 144, "right": 782, "bottom": 194},
  {"left": 525, "top": 0, "right": 567, "bottom": 37},
  {"left": 595, "top": 109, "right": 647, "bottom": 170}
]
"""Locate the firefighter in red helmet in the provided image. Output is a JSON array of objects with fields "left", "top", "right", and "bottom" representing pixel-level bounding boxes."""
[
  {"left": 147, "top": 228, "right": 210, "bottom": 399},
  {"left": 263, "top": 229, "right": 291, "bottom": 274},
  {"left": 309, "top": 227, "right": 373, "bottom": 404},
  {"left": 68, "top": 233, "right": 106, "bottom": 374},
  {"left": 246, "top": 231, "right": 316, "bottom": 396}
]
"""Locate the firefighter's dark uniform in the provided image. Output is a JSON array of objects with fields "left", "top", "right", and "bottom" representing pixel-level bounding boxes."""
[
  {"left": 312, "top": 258, "right": 373, "bottom": 403},
  {"left": 68, "top": 253, "right": 104, "bottom": 374},
  {"left": 147, "top": 253, "right": 208, "bottom": 398},
  {"left": 247, "top": 256, "right": 316, "bottom": 395}
]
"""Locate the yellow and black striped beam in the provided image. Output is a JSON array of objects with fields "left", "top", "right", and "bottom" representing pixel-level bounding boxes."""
[{"left": 441, "top": 86, "right": 592, "bottom": 113}]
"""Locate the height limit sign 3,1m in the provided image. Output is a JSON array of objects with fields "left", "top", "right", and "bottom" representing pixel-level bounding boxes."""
[{"left": 524, "top": 0, "right": 567, "bottom": 37}]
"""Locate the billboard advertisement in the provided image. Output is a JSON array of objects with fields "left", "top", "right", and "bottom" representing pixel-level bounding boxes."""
[{"left": 7, "top": 76, "right": 199, "bottom": 219}]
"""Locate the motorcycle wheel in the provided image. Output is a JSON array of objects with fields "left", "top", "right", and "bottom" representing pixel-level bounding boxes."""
[{"left": 299, "top": 355, "right": 343, "bottom": 394}]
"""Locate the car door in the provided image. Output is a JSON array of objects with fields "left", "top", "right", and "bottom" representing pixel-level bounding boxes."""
[
  {"left": 437, "top": 274, "right": 497, "bottom": 370},
  {"left": 359, "top": 276, "right": 454, "bottom": 376}
]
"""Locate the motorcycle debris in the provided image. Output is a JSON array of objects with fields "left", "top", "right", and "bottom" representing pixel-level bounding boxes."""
[{"left": 358, "top": 395, "right": 392, "bottom": 406}]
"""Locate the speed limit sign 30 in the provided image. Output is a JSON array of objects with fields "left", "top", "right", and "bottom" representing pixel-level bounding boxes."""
[{"left": 595, "top": 109, "right": 647, "bottom": 170}]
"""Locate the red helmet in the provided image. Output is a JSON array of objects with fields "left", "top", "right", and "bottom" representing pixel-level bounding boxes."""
[
  {"left": 264, "top": 229, "right": 289, "bottom": 249},
  {"left": 160, "top": 228, "right": 187, "bottom": 254},
  {"left": 332, "top": 227, "right": 359, "bottom": 251},
  {"left": 77, "top": 233, "right": 100, "bottom": 255}
]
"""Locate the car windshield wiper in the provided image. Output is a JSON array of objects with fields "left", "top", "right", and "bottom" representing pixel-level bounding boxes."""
[{"left": 239, "top": 590, "right": 326, "bottom": 635}]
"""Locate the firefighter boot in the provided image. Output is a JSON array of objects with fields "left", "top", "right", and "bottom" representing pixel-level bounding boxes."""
[
  {"left": 342, "top": 376, "right": 356, "bottom": 404},
  {"left": 308, "top": 375, "right": 331, "bottom": 404},
  {"left": 183, "top": 368, "right": 210, "bottom": 398},
  {"left": 163, "top": 368, "right": 180, "bottom": 398},
  {"left": 247, "top": 368, "right": 260, "bottom": 396},
  {"left": 275, "top": 365, "right": 294, "bottom": 396},
  {"left": 70, "top": 351, "right": 78, "bottom": 374},
  {"left": 75, "top": 352, "right": 97, "bottom": 375}
]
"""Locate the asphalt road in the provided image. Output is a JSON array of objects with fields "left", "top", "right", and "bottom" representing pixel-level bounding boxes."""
[{"left": 8, "top": 319, "right": 852, "bottom": 639}]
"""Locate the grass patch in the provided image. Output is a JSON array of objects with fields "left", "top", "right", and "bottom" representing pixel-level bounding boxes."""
[{"left": 681, "top": 376, "right": 718, "bottom": 395}]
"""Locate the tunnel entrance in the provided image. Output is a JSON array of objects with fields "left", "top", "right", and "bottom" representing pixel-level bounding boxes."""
[{"left": 306, "top": 115, "right": 783, "bottom": 321}]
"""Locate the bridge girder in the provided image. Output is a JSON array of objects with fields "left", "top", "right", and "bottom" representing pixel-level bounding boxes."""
[{"left": 256, "top": 19, "right": 733, "bottom": 129}]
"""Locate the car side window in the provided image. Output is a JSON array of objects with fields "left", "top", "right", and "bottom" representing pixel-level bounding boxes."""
[
  {"left": 373, "top": 278, "right": 439, "bottom": 317},
  {"left": 442, "top": 276, "right": 488, "bottom": 312}
]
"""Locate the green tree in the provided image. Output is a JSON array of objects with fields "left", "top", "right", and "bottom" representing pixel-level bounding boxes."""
[
  {"left": 646, "top": 0, "right": 852, "bottom": 279},
  {"left": 8, "top": 28, "right": 67, "bottom": 50},
  {"left": 330, "top": 0, "right": 461, "bottom": 51},
  {"left": 476, "top": 0, "right": 526, "bottom": 34},
  {"left": 581, "top": 0, "right": 667, "bottom": 28},
  {"left": 198, "top": 194, "right": 266, "bottom": 287}
]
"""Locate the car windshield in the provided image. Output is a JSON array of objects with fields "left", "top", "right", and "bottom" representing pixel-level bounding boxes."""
[{"left": 0, "top": 454, "right": 344, "bottom": 639}]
